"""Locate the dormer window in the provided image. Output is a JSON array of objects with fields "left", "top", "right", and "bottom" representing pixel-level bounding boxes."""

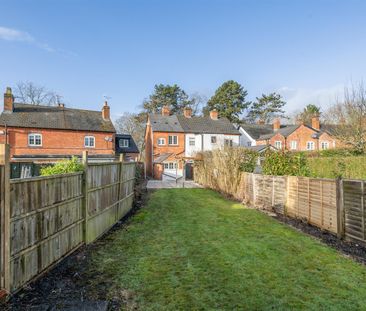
[{"left": 119, "top": 139, "right": 129, "bottom": 148}]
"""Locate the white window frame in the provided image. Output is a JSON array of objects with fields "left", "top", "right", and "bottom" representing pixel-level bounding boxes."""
[
  {"left": 321, "top": 141, "right": 329, "bottom": 150},
  {"left": 274, "top": 141, "right": 282, "bottom": 149},
  {"left": 164, "top": 162, "right": 177, "bottom": 170},
  {"left": 189, "top": 137, "right": 195, "bottom": 146},
  {"left": 168, "top": 135, "right": 178, "bottom": 145},
  {"left": 211, "top": 136, "right": 217, "bottom": 144},
  {"left": 290, "top": 141, "right": 297, "bottom": 150},
  {"left": 224, "top": 139, "right": 233, "bottom": 147},
  {"left": 84, "top": 136, "right": 95, "bottom": 148},
  {"left": 28, "top": 133, "right": 42, "bottom": 147},
  {"left": 157, "top": 138, "right": 166, "bottom": 146},
  {"left": 119, "top": 139, "right": 129, "bottom": 148},
  {"left": 306, "top": 141, "right": 315, "bottom": 151}
]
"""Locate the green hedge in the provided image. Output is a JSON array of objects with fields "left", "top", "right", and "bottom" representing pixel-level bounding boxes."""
[{"left": 40, "top": 157, "right": 84, "bottom": 176}]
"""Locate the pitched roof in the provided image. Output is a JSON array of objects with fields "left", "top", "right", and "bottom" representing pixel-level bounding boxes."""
[
  {"left": 149, "top": 114, "right": 184, "bottom": 132},
  {"left": 154, "top": 153, "right": 173, "bottom": 163},
  {"left": 177, "top": 115, "right": 239, "bottom": 134},
  {"left": 239, "top": 124, "right": 273, "bottom": 139},
  {"left": 258, "top": 125, "right": 300, "bottom": 140},
  {"left": 0, "top": 103, "right": 115, "bottom": 132},
  {"left": 115, "top": 134, "right": 139, "bottom": 154}
]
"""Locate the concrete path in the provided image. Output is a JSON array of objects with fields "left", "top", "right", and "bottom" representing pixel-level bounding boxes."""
[{"left": 147, "top": 180, "right": 202, "bottom": 189}]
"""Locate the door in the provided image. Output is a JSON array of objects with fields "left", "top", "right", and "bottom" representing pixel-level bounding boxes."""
[{"left": 185, "top": 163, "right": 194, "bottom": 180}]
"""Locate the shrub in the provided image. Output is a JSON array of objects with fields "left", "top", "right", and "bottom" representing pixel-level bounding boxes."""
[
  {"left": 40, "top": 156, "right": 84, "bottom": 176},
  {"left": 262, "top": 151, "right": 310, "bottom": 176}
]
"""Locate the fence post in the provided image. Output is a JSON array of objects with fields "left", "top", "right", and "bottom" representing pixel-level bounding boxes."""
[
  {"left": 336, "top": 177, "right": 345, "bottom": 239},
  {"left": 82, "top": 151, "right": 88, "bottom": 243},
  {"left": 284, "top": 176, "right": 288, "bottom": 216},
  {"left": 119, "top": 154, "right": 124, "bottom": 210},
  {"left": 0, "top": 144, "right": 11, "bottom": 293}
]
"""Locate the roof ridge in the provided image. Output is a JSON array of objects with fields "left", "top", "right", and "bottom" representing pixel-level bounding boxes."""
[{"left": 14, "top": 102, "right": 103, "bottom": 114}]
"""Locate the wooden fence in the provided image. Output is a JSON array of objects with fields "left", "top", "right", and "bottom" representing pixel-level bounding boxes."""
[
  {"left": 195, "top": 161, "right": 366, "bottom": 244},
  {"left": 0, "top": 147, "right": 136, "bottom": 294}
]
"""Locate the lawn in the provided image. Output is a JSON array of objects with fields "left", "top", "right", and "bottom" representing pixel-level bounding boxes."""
[{"left": 89, "top": 189, "right": 366, "bottom": 310}]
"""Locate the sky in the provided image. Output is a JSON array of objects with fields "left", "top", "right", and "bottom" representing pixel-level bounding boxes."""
[{"left": 1, "top": 0, "right": 366, "bottom": 120}]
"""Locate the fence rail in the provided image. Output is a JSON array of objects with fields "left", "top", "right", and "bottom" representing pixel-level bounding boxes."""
[
  {"left": 195, "top": 160, "right": 366, "bottom": 243},
  {"left": 0, "top": 147, "right": 136, "bottom": 294}
]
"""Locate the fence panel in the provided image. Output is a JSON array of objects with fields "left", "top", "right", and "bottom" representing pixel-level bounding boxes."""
[
  {"left": 86, "top": 162, "right": 135, "bottom": 243},
  {"left": 9, "top": 173, "right": 84, "bottom": 292},
  {"left": 343, "top": 180, "right": 366, "bottom": 242}
]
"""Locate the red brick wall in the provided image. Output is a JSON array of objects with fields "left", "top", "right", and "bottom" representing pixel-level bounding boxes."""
[
  {"left": 256, "top": 125, "right": 341, "bottom": 151},
  {"left": 152, "top": 131, "right": 185, "bottom": 155},
  {"left": 0, "top": 127, "right": 115, "bottom": 159},
  {"left": 153, "top": 163, "right": 163, "bottom": 180}
]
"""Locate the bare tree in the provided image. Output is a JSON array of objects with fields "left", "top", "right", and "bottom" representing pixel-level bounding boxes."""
[
  {"left": 189, "top": 92, "right": 207, "bottom": 116},
  {"left": 14, "top": 81, "right": 61, "bottom": 105},
  {"left": 114, "top": 112, "right": 146, "bottom": 158},
  {"left": 324, "top": 82, "right": 366, "bottom": 153}
]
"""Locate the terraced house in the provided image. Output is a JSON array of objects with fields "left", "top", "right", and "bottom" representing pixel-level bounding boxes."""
[
  {"left": 239, "top": 116, "right": 340, "bottom": 151},
  {"left": 0, "top": 87, "right": 116, "bottom": 176},
  {"left": 145, "top": 106, "right": 240, "bottom": 180}
]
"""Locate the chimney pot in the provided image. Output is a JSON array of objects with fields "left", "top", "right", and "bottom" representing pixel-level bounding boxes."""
[
  {"left": 102, "top": 101, "right": 110, "bottom": 120},
  {"left": 161, "top": 105, "right": 170, "bottom": 116},
  {"left": 209, "top": 109, "right": 218, "bottom": 120},
  {"left": 4, "top": 87, "right": 14, "bottom": 113},
  {"left": 273, "top": 118, "right": 280, "bottom": 131},
  {"left": 183, "top": 107, "right": 192, "bottom": 118}
]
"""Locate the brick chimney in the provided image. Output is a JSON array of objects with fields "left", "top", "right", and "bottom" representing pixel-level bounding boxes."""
[
  {"left": 273, "top": 118, "right": 280, "bottom": 131},
  {"left": 4, "top": 87, "right": 14, "bottom": 113},
  {"left": 183, "top": 107, "right": 192, "bottom": 118},
  {"left": 162, "top": 105, "right": 170, "bottom": 116},
  {"left": 311, "top": 116, "right": 320, "bottom": 130},
  {"left": 210, "top": 109, "right": 218, "bottom": 120},
  {"left": 102, "top": 101, "right": 110, "bottom": 120}
]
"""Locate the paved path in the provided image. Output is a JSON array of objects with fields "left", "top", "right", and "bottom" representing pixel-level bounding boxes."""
[{"left": 147, "top": 180, "right": 202, "bottom": 189}]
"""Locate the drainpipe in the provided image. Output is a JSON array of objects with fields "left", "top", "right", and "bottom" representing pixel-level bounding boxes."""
[{"left": 201, "top": 134, "right": 204, "bottom": 151}]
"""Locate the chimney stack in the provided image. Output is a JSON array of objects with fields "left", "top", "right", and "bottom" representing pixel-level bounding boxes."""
[
  {"left": 311, "top": 116, "right": 320, "bottom": 130},
  {"left": 183, "top": 107, "right": 192, "bottom": 118},
  {"left": 58, "top": 103, "right": 65, "bottom": 108},
  {"left": 209, "top": 109, "right": 218, "bottom": 120},
  {"left": 162, "top": 105, "right": 170, "bottom": 116},
  {"left": 273, "top": 118, "right": 280, "bottom": 131},
  {"left": 102, "top": 101, "right": 110, "bottom": 120},
  {"left": 4, "top": 87, "right": 14, "bottom": 113}
]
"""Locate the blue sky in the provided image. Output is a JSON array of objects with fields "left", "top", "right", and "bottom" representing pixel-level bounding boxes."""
[{"left": 0, "top": 0, "right": 365, "bottom": 119}]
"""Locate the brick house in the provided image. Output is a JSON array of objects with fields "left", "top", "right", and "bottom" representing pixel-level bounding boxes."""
[
  {"left": 0, "top": 87, "right": 116, "bottom": 168},
  {"left": 145, "top": 106, "right": 240, "bottom": 180},
  {"left": 239, "top": 116, "right": 340, "bottom": 151}
]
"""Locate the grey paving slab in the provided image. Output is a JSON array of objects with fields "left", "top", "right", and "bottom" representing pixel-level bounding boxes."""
[{"left": 146, "top": 180, "right": 202, "bottom": 189}]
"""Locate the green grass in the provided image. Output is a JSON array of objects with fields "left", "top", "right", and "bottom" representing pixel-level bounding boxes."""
[
  {"left": 308, "top": 156, "right": 366, "bottom": 179},
  {"left": 89, "top": 189, "right": 366, "bottom": 310}
]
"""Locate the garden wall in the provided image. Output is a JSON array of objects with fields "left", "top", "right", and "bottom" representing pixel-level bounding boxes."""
[
  {"left": 194, "top": 157, "right": 365, "bottom": 244},
  {"left": 0, "top": 145, "right": 136, "bottom": 294}
]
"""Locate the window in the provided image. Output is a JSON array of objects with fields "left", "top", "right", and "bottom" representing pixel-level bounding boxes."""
[
  {"left": 211, "top": 136, "right": 217, "bottom": 144},
  {"left": 224, "top": 139, "right": 233, "bottom": 147},
  {"left": 119, "top": 139, "right": 129, "bottom": 148},
  {"left": 247, "top": 142, "right": 252, "bottom": 147},
  {"left": 290, "top": 141, "right": 297, "bottom": 150},
  {"left": 274, "top": 141, "right": 282, "bottom": 149},
  {"left": 168, "top": 135, "right": 178, "bottom": 145},
  {"left": 306, "top": 141, "right": 315, "bottom": 150},
  {"left": 28, "top": 133, "right": 42, "bottom": 146},
  {"left": 84, "top": 136, "right": 95, "bottom": 148},
  {"left": 189, "top": 137, "right": 195, "bottom": 146},
  {"left": 321, "top": 141, "right": 329, "bottom": 150},
  {"left": 164, "top": 162, "right": 177, "bottom": 170},
  {"left": 157, "top": 138, "right": 166, "bottom": 146}
]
